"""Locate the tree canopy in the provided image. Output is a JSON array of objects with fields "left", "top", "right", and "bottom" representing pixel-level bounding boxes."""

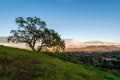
[{"left": 8, "top": 17, "right": 65, "bottom": 52}]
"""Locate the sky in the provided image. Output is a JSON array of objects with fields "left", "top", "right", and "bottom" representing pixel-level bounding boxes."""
[{"left": 0, "top": 0, "right": 120, "bottom": 42}]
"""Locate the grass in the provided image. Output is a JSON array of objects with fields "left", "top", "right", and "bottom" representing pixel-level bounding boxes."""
[{"left": 0, "top": 45, "right": 120, "bottom": 80}]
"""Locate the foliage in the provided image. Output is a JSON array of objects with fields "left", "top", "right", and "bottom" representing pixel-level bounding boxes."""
[
  {"left": 0, "top": 45, "right": 120, "bottom": 80},
  {"left": 8, "top": 17, "right": 65, "bottom": 51}
]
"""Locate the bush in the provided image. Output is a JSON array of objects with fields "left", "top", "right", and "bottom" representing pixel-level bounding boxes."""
[{"left": 108, "top": 69, "right": 120, "bottom": 77}]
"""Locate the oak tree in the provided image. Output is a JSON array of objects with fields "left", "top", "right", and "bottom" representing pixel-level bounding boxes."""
[{"left": 8, "top": 17, "right": 65, "bottom": 51}]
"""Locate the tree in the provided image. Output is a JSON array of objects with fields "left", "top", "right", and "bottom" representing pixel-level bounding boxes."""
[
  {"left": 37, "top": 28, "right": 65, "bottom": 52},
  {"left": 8, "top": 17, "right": 65, "bottom": 51}
]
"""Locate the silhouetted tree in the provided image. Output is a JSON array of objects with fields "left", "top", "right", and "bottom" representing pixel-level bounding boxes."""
[
  {"left": 8, "top": 17, "right": 65, "bottom": 51},
  {"left": 37, "top": 28, "right": 65, "bottom": 52}
]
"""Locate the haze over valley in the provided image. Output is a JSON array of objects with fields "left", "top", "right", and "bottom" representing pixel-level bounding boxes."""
[{"left": 1, "top": 36, "right": 120, "bottom": 52}]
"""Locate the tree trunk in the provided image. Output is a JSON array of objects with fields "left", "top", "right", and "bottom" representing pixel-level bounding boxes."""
[
  {"left": 29, "top": 43, "right": 35, "bottom": 51},
  {"left": 32, "top": 47, "right": 35, "bottom": 51},
  {"left": 38, "top": 46, "right": 42, "bottom": 52}
]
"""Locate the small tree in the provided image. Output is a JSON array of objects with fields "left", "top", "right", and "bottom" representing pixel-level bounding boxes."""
[{"left": 8, "top": 17, "right": 65, "bottom": 51}]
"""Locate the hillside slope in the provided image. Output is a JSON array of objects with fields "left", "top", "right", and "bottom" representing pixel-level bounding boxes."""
[{"left": 0, "top": 46, "right": 120, "bottom": 80}]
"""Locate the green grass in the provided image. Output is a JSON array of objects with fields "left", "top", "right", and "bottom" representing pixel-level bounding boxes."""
[{"left": 0, "top": 45, "right": 120, "bottom": 80}]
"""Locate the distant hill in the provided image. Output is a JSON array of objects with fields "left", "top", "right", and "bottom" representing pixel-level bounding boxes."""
[
  {"left": 0, "top": 36, "right": 8, "bottom": 43},
  {"left": 84, "top": 41, "right": 120, "bottom": 46},
  {"left": 65, "top": 39, "right": 120, "bottom": 48},
  {"left": 0, "top": 45, "right": 120, "bottom": 80},
  {"left": 0, "top": 37, "right": 120, "bottom": 52},
  {"left": 1, "top": 36, "right": 120, "bottom": 46},
  {"left": 65, "top": 45, "right": 120, "bottom": 52}
]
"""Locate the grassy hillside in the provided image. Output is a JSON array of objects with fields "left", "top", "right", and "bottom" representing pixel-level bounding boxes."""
[{"left": 0, "top": 46, "right": 120, "bottom": 80}]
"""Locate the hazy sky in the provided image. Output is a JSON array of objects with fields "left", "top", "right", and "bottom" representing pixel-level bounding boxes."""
[{"left": 0, "top": 0, "right": 120, "bottom": 42}]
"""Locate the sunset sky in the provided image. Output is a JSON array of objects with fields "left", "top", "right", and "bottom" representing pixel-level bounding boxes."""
[{"left": 0, "top": 0, "right": 120, "bottom": 42}]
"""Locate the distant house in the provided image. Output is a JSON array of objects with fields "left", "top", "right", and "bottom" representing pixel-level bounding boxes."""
[{"left": 102, "top": 57, "right": 117, "bottom": 61}]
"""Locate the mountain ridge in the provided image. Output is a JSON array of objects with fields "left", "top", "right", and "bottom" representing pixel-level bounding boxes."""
[
  {"left": 65, "top": 39, "right": 120, "bottom": 48},
  {"left": 0, "top": 36, "right": 120, "bottom": 49}
]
